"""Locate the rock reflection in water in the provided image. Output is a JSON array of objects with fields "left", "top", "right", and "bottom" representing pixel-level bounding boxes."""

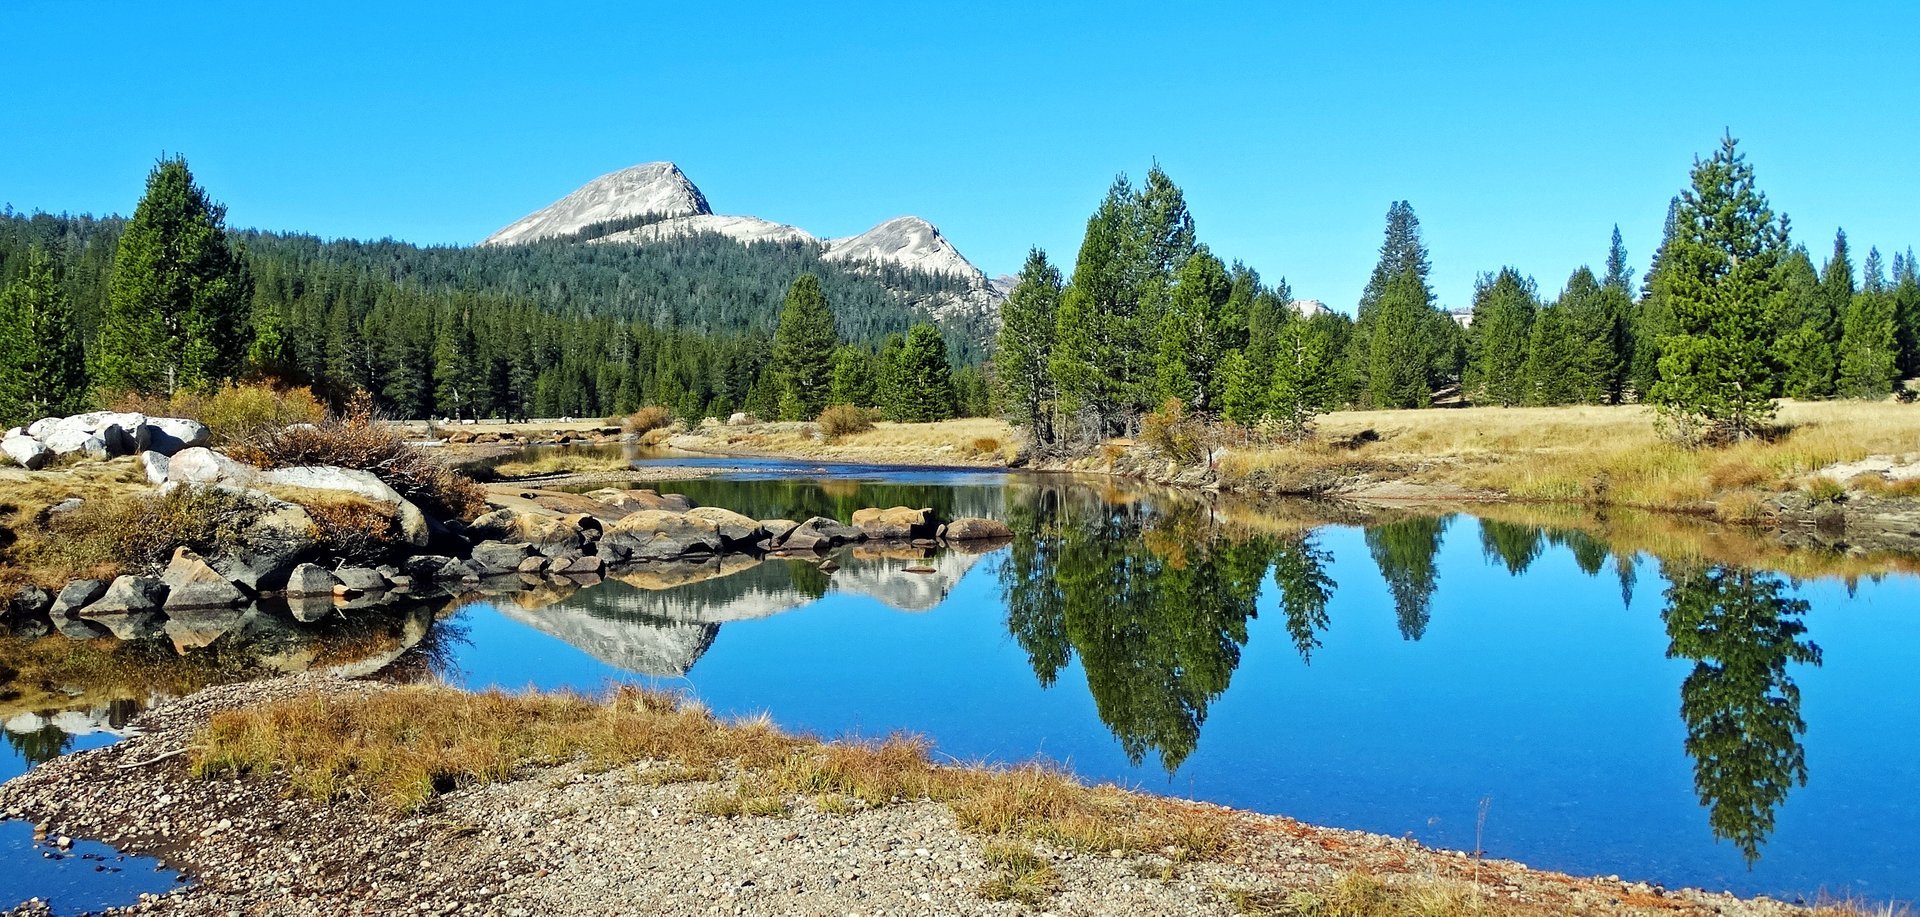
[{"left": 477, "top": 546, "right": 996, "bottom": 677}]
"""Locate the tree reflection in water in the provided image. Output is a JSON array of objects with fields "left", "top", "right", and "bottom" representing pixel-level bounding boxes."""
[
  {"left": 1660, "top": 563, "right": 1822, "bottom": 865},
  {"left": 1364, "top": 515, "right": 1447, "bottom": 640},
  {"left": 2, "top": 722, "right": 72, "bottom": 766}
]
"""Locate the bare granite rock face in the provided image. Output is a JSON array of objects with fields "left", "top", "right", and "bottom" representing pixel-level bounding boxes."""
[{"left": 482, "top": 162, "right": 711, "bottom": 246}]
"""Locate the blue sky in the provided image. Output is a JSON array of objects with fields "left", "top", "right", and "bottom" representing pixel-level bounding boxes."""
[{"left": 5, "top": 1, "right": 1916, "bottom": 311}]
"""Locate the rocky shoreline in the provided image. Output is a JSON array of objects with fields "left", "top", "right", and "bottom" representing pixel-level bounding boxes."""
[{"left": 0, "top": 676, "right": 1813, "bottom": 917}]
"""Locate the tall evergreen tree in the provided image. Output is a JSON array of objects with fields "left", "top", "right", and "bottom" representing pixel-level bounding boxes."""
[
  {"left": 0, "top": 247, "right": 89, "bottom": 424},
  {"left": 770, "top": 273, "right": 838, "bottom": 419},
  {"left": 1051, "top": 176, "right": 1141, "bottom": 435},
  {"left": 1604, "top": 225, "right": 1634, "bottom": 293},
  {"left": 1837, "top": 287, "right": 1900, "bottom": 398},
  {"left": 1895, "top": 249, "right": 1920, "bottom": 378},
  {"left": 1266, "top": 318, "right": 1336, "bottom": 439},
  {"left": 1465, "top": 268, "right": 1538, "bottom": 406},
  {"left": 1648, "top": 136, "right": 1788, "bottom": 441},
  {"left": 995, "top": 248, "right": 1063, "bottom": 444},
  {"left": 828, "top": 345, "right": 876, "bottom": 407},
  {"left": 1349, "top": 201, "right": 1430, "bottom": 405},
  {"left": 886, "top": 323, "right": 956, "bottom": 422},
  {"left": 96, "top": 156, "right": 253, "bottom": 394},
  {"left": 1632, "top": 198, "right": 1683, "bottom": 396},
  {"left": 1770, "top": 249, "right": 1837, "bottom": 398},
  {"left": 1560, "top": 267, "right": 1629, "bottom": 403},
  {"left": 1522, "top": 300, "right": 1579, "bottom": 405},
  {"left": 1153, "top": 249, "right": 1231, "bottom": 410}
]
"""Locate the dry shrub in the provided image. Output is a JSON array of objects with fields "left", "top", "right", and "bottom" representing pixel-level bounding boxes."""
[
  {"left": 816, "top": 404, "right": 876, "bottom": 439},
  {"left": 621, "top": 406, "right": 674, "bottom": 435},
  {"left": 969, "top": 437, "right": 1002, "bottom": 455},
  {"left": 1141, "top": 399, "right": 1212, "bottom": 465},
  {"left": 108, "top": 380, "right": 327, "bottom": 445},
  {"left": 40, "top": 485, "right": 262, "bottom": 576},
  {"left": 230, "top": 399, "right": 486, "bottom": 521},
  {"left": 304, "top": 497, "right": 403, "bottom": 565}
]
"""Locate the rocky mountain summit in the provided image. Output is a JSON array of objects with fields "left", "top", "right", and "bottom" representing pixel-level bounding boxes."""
[
  {"left": 481, "top": 162, "right": 712, "bottom": 247},
  {"left": 482, "top": 162, "right": 1004, "bottom": 325}
]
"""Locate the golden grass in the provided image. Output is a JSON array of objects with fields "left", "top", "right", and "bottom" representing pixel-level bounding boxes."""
[
  {"left": 0, "top": 464, "right": 262, "bottom": 590},
  {"left": 977, "top": 838, "right": 1061, "bottom": 905},
  {"left": 1220, "top": 401, "right": 1920, "bottom": 513},
  {"left": 1221, "top": 871, "right": 1513, "bottom": 917},
  {"left": 191, "top": 682, "right": 1232, "bottom": 861},
  {"left": 486, "top": 453, "right": 634, "bottom": 479},
  {"left": 687, "top": 418, "right": 1018, "bottom": 466}
]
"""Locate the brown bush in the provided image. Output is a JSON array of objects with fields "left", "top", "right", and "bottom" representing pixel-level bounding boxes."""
[
  {"left": 1140, "top": 399, "right": 1212, "bottom": 465},
  {"left": 305, "top": 498, "right": 404, "bottom": 565},
  {"left": 817, "top": 404, "right": 876, "bottom": 439},
  {"left": 970, "top": 437, "right": 1002, "bottom": 455},
  {"left": 230, "top": 400, "right": 487, "bottom": 522},
  {"left": 621, "top": 406, "right": 674, "bottom": 435},
  {"left": 108, "top": 380, "right": 328, "bottom": 445}
]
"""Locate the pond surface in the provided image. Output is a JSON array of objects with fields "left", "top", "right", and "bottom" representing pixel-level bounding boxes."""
[{"left": 5, "top": 459, "right": 1918, "bottom": 909}]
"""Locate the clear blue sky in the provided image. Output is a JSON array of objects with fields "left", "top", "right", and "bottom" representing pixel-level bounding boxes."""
[{"left": 6, "top": 1, "right": 1916, "bottom": 312}]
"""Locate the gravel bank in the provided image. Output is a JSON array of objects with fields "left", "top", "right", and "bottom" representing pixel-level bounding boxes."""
[{"left": 2, "top": 677, "right": 1810, "bottom": 916}]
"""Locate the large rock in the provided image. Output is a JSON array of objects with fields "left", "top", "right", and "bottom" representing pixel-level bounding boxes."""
[
  {"left": 140, "top": 451, "right": 171, "bottom": 485},
  {"left": 333, "top": 566, "right": 388, "bottom": 593},
  {"left": 41, "top": 412, "right": 148, "bottom": 458},
  {"left": 50, "top": 579, "right": 107, "bottom": 617},
  {"left": 602, "top": 511, "right": 723, "bottom": 561},
  {"left": 585, "top": 488, "right": 694, "bottom": 514},
  {"left": 942, "top": 517, "right": 1014, "bottom": 541},
  {"left": 83, "top": 575, "right": 169, "bottom": 616},
  {"left": 216, "top": 498, "right": 320, "bottom": 592},
  {"left": 403, "top": 555, "right": 474, "bottom": 582},
  {"left": 262, "top": 466, "right": 431, "bottom": 547},
  {"left": 169, "top": 447, "right": 259, "bottom": 485},
  {"left": 160, "top": 547, "right": 247, "bottom": 609},
  {"left": 284, "top": 563, "right": 342, "bottom": 597},
  {"left": 468, "top": 509, "right": 593, "bottom": 557},
  {"left": 2, "top": 434, "right": 50, "bottom": 470},
  {"left": 684, "top": 507, "right": 764, "bottom": 546},
  {"left": 781, "top": 516, "right": 866, "bottom": 552},
  {"left": 851, "top": 506, "right": 936, "bottom": 541},
  {"left": 6, "top": 585, "right": 53, "bottom": 621},
  {"left": 468, "top": 540, "right": 536, "bottom": 574},
  {"left": 141, "top": 417, "right": 212, "bottom": 455}
]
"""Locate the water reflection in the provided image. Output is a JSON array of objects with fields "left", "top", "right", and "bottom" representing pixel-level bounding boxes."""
[
  {"left": 1365, "top": 516, "right": 1445, "bottom": 641},
  {"left": 1661, "top": 563, "right": 1822, "bottom": 864}
]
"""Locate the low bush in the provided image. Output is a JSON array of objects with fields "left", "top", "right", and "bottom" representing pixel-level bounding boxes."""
[
  {"left": 304, "top": 497, "right": 404, "bottom": 565},
  {"left": 1141, "top": 398, "right": 1212, "bottom": 465},
  {"left": 817, "top": 404, "right": 876, "bottom": 439},
  {"left": 230, "top": 399, "right": 487, "bottom": 521},
  {"left": 42, "top": 486, "right": 262, "bottom": 576},
  {"left": 621, "top": 406, "right": 674, "bottom": 435},
  {"left": 108, "top": 380, "right": 328, "bottom": 445}
]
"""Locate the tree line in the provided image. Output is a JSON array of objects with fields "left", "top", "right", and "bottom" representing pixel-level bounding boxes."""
[
  {"left": 0, "top": 157, "right": 987, "bottom": 427},
  {"left": 997, "top": 138, "right": 1919, "bottom": 453}
]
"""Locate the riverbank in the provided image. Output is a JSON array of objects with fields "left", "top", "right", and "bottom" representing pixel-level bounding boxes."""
[
  {"left": 0, "top": 676, "right": 1823, "bottom": 916},
  {"left": 649, "top": 404, "right": 1920, "bottom": 555}
]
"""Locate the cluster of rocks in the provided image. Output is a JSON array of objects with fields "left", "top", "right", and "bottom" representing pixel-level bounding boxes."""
[
  {"left": 2, "top": 411, "right": 211, "bottom": 470},
  {"left": 460, "top": 491, "right": 1012, "bottom": 582}
]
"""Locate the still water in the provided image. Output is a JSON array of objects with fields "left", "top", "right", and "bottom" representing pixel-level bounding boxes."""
[{"left": 5, "top": 462, "right": 1917, "bottom": 910}]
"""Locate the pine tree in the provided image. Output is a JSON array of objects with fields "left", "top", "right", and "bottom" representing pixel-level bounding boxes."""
[
  {"left": 770, "top": 273, "right": 838, "bottom": 420},
  {"left": 1218, "top": 350, "right": 1260, "bottom": 428},
  {"left": 1770, "top": 249, "right": 1836, "bottom": 398},
  {"left": 1895, "top": 249, "right": 1920, "bottom": 378},
  {"left": 1266, "top": 319, "right": 1334, "bottom": 439},
  {"left": 433, "top": 313, "right": 480, "bottom": 419},
  {"left": 96, "top": 156, "right": 253, "bottom": 394},
  {"left": 828, "top": 345, "right": 877, "bottom": 407},
  {"left": 995, "top": 248, "right": 1062, "bottom": 443},
  {"left": 1368, "top": 269, "right": 1439, "bottom": 409},
  {"left": 1348, "top": 201, "right": 1430, "bottom": 405},
  {"left": 1632, "top": 198, "right": 1682, "bottom": 396},
  {"left": 0, "top": 247, "right": 89, "bottom": 424},
  {"left": 1050, "top": 176, "right": 1140, "bottom": 435},
  {"left": 1604, "top": 225, "right": 1634, "bottom": 294},
  {"left": 886, "top": 323, "right": 956, "bottom": 422},
  {"left": 1648, "top": 136, "right": 1788, "bottom": 442},
  {"left": 1559, "top": 267, "right": 1629, "bottom": 403},
  {"left": 1837, "top": 288, "right": 1899, "bottom": 398},
  {"left": 1153, "top": 249, "right": 1231, "bottom": 410},
  {"left": 1465, "top": 268, "right": 1537, "bottom": 406},
  {"left": 1522, "top": 300, "right": 1578, "bottom": 405}
]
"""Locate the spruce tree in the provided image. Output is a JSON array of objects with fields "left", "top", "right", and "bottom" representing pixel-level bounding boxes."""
[
  {"left": 828, "top": 345, "right": 877, "bottom": 406},
  {"left": 1820, "top": 230, "right": 1855, "bottom": 330},
  {"left": 1632, "top": 198, "right": 1682, "bottom": 397},
  {"left": 1465, "top": 268, "right": 1537, "bottom": 406},
  {"left": 1895, "top": 250, "right": 1920, "bottom": 378},
  {"left": 1050, "top": 177, "right": 1139, "bottom": 435},
  {"left": 1648, "top": 136, "right": 1788, "bottom": 442},
  {"left": 1153, "top": 249, "right": 1231, "bottom": 410},
  {"left": 1604, "top": 225, "right": 1634, "bottom": 293},
  {"left": 887, "top": 324, "right": 956, "bottom": 422},
  {"left": 770, "top": 273, "right": 838, "bottom": 419},
  {"left": 96, "top": 156, "right": 253, "bottom": 394},
  {"left": 433, "top": 314, "right": 480, "bottom": 419},
  {"left": 0, "top": 247, "right": 89, "bottom": 424},
  {"left": 1368, "top": 269, "right": 1439, "bottom": 409},
  {"left": 1266, "top": 319, "right": 1335, "bottom": 439},
  {"left": 995, "top": 248, "right": 1062, "bottom": 443}
]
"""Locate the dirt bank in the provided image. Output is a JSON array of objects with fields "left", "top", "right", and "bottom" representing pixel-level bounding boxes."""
[{"left": 1, "top": 677, "right": 1814, "bottom": 916}]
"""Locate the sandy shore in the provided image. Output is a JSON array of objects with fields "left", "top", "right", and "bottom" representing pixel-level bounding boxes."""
[{"left": 0, "top": 676, "right": 1810, "bottom": 916}]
